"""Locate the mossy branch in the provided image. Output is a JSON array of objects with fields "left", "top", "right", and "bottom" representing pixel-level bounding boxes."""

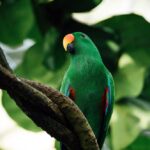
[{"left": 0, "top": 47, "right": 100, "bottom": 150}]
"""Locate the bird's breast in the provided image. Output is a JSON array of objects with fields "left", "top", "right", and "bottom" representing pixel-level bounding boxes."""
[{"left": 69, "top": 59, "right": 107, "bottom": 109}]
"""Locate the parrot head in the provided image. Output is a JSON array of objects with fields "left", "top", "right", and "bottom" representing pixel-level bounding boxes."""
[{"left": 63, "top": 32, "right": 100, "bottom": 58}]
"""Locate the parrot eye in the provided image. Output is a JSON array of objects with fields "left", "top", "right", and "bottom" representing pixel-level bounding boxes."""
[{"left": 67, "top": 43, "right": 75, "bottom": 54}]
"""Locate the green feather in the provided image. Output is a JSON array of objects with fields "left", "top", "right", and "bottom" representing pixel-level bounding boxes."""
[{"left": 61, "top": 32, "right": 114, "bottom": 149}]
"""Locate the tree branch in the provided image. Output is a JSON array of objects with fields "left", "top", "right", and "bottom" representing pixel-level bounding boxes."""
[
  {"left": 22, "top": 79, "right": 100, "bottom": 150},
  {"left": 0, "top": 64, "right": 80, "bottom": 150},
  {"left": 0, "top": 47, "right": 100, "bottom": 150},
  {"left": 0, "top": 47, "right": 12, "bottom": 72}
]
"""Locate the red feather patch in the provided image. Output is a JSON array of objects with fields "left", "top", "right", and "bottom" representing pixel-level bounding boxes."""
[
  {"left": 102, "top": 87, "right": 109, "bottom": 114},
  {"left": 69, "top": 87, "right": 75, "bottom": 101}
]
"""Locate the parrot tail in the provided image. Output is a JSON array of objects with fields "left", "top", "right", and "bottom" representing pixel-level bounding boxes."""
[{"left": 98, "top": 128, "right": 107, "bottom": 149}]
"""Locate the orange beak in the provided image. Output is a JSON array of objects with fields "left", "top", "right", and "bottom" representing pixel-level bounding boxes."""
[{"left": 63, "top": 34, "right": 75, "bottom": 51}]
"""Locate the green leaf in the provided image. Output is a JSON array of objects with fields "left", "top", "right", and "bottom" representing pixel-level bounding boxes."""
[
  {"left": 38, "top": 0, "right": 102, "bottom": 12},
  {"left": 16, "top": 43, "right": 68, "bottom": 88},
  {"left": 27, "top": 23, "right": 42, "bottom": 43},
  {"left": 55, "top": 140, "right": 61, "bottom": 150},
  {"left": 0, "top": 0, "right": 34, "bottom": 46},
  {"left": 139, "top": 68, "right": 150, "bottom": 101},
  {"left": 98, "top": 14, "right": 150, "bottom": 68},
  {"left": 128, "top": 49, "right": 150, "bottom": 68},
  {"left": 2, "top": 43, "right": 69, "bottom": 131},
  {"left": 99, "top": 14, "right": 150, "bottom": 50},
  {"left": 43, "top": 28, "right": 66, "bottom": 70},
  {"left": 124, "top": 132, "right": 150, "bottom": 150},
  {"left": 111, "top": 99, "right": 150, "bottom": 150},
  {"left": 114, "top": 53, "right": 145, "bottom": 100}
]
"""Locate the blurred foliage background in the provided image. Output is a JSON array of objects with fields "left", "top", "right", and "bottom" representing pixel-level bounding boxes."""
[{"left": 0, "top": 0, "right": 150, "bottom": 150}]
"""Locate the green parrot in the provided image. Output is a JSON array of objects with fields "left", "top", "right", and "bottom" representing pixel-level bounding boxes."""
[{"left": 60, "top": 32, "right": 114, "bottom": 149}]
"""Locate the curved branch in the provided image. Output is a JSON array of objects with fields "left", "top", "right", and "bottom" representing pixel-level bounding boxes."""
[
  {"left": 0, "top": 64, "right": 80, "bottom": 150},
  {"left": 0, "top": 47, "right": 12, "bottom": 72},
  {"left": 21, "top": 79, "right": 100, "bottom": 150},
  {"left": 0, "top": 47, "right": 100, "bottom": 150}
]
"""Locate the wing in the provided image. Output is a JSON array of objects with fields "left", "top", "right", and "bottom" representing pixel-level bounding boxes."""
[
  {"left": 98, "top": 75, "right": 114, "bottom": 148},
  {"left": 60, "top": 75, "right": 75, "bottom": 101}
]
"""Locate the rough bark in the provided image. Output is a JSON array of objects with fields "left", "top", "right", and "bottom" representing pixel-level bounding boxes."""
[
  {"left": 22, "top": 79, "right": 100, "bottom": 150},
  {"left": 0, "top": 47, "right": 100, "bottom": 150}
]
